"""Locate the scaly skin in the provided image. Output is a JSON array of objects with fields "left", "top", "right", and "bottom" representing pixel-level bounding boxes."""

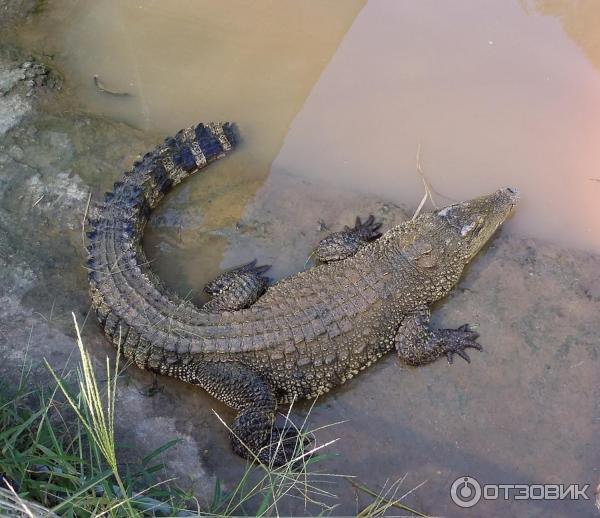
[{"left": 87, "top": 121, "right": 519, "bottom": 465}]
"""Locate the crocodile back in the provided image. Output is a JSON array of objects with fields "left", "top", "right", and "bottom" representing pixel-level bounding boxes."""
[{"left": 87, "top": 123, "right": 404, "bottom": 380}]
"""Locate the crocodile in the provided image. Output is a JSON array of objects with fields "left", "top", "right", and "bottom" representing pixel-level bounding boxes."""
[{"left": 86, "top": 121, "right": 519, "bottom": 465}]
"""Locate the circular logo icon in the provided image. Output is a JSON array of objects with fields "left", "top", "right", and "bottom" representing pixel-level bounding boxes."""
[{"left": 450, "top": 476, "right": 482, "bottom": 508}]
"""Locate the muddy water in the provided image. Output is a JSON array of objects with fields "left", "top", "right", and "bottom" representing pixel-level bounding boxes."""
[
  {"left": 273, "top": 0, "right": 600, "bottom": 253},
  {"left": 21, "top": 0, "right": 600, "bottom": 255},
  {"left": 19, "top": 0, "right": 365, "bottom": 297},
  {"left": 12, "top": 0, "right": 600, "bottom": 516}
]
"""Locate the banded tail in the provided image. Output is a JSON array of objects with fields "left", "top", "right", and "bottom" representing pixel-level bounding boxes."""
[{"left": 86, "top": 122, "right": 237, "bottom": 371}]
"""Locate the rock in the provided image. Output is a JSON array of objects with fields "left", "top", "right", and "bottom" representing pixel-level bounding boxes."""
[
  {"left": 0, "top": 0, "right": 39, "bottom": 29},
  {"left": 0, "top": 52, "right": 61, "bottom": 136},
  {"left": 0, "top": 94, "right": 29, "bottom": 136}
]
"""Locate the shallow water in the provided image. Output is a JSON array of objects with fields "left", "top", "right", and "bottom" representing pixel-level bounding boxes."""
[
  {"left": 21, "top": 0, "right": 600, "bottom": 254},
  {"left": 8, "top": 0, "right": 600, "bottom": 516}
]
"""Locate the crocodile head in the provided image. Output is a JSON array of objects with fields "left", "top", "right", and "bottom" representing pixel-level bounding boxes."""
[
  {"left": 434, "top": 187, "right": 519, "bottom": 262},
  {"left": 383, "top": 187, "right": 519, "bottom": 299}
]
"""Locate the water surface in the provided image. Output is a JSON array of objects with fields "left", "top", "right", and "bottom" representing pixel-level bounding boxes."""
[{"left": 22, "top": 0, "right": 600, "bottom": 253}]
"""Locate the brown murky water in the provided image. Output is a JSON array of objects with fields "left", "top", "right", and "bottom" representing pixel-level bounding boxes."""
[
  {"left": 22, "top": 0, "right": 600, "bottom": 254},
  {"left": 14, "top": 0, "right": 600, "bottom": 516}
]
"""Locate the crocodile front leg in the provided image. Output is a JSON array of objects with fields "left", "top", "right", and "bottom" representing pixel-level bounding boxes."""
[
  {"left": 191, "top": 361, "right": 301, "bottom": 466},
  {"left": 395, "top": 306, "right": 482, "bottom": 366},
  {"left": 314, "top": 215, "right": 382, "bottom": 263},
  {"left": 202, "top": 259, "right": 270, "bottom": 312}
]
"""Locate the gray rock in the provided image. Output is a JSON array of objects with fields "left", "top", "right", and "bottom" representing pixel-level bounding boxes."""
[
  {"left": 0, "top": 53, "right": 61, "bottom": 137},
  {"left": 0, "top": 0, "right": 39, "bottom": 29}
]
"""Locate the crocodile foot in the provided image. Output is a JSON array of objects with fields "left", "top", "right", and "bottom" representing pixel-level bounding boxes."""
[
  {"left": 346, "top": 214, "right": 383, "bottom": 241},
  {"left": 260, "top": 427, "right": 314, "bottom": 468},
  {"left": 231, "top": 425, "right": 311, "bottom": 468},
  {"left": 203, "top": 259, "right": 271, "bottom": 312},
  {"left": 437, "top": 324, "right": 482, "bottom": 364},
  {"left": 315, "top": 214, "right": 383, "bottom": 263},
  {"left": 258, "top": 427, "right": 314, "bottom": 470}
]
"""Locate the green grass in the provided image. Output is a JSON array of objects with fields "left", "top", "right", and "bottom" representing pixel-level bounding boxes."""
[
  {"left": 0, "top": 318, "right": 192, "bottom": 516},
  {"left": 0, "top": 314, "right": 430, "bottom": 517}
]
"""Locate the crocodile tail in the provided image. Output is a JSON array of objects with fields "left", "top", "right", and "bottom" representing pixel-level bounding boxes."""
[{"left": 86, "top": 122, "right": 237, "bottom": 369}]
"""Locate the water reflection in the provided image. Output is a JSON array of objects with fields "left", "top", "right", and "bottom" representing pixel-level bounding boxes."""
[{"left": 273, "top": 0, "right": 600, "bottom": 253}]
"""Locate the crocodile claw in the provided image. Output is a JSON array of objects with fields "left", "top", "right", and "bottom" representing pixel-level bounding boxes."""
[
  {"left": 238, "top": 259, "right": 271, "bottom": 276},
  {"left": 440, "top": 324, "right": 482, "bottom": 364},
  {"left": 262, "top": 427, "right": 314, "bottom": 468},
  {"left": 346, "top": 214, "right": 383, "bottom": 241},
  {"left": 272, "top": 426, "right": 313, "bottom": 449}
]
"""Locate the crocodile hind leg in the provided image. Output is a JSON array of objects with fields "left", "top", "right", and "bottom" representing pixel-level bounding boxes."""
[
  {"left": 192, "top": 361, "right": 303, "bottom": 466},
  {"left": 314, "top": 215, "right": 382, "bottom": 263},
  {"left": 394, "top": 306, "right": 482, "bottom": 366},
  {"left": 202, "top": 260, "right": 270, "bottom": 312}
]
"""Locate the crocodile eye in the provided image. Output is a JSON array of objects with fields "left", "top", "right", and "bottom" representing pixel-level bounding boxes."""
[{"left": 460, "top": 216, "right": 484, "bottom": 237}]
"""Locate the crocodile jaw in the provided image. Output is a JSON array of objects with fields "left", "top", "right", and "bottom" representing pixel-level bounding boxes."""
[{"left": 436, "top": 187, "right": 519, "bottom": 261}]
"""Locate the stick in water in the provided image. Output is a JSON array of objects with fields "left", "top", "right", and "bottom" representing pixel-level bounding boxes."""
[{"left": 93, "top": 74, "right": 131, "bottom": 97}]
